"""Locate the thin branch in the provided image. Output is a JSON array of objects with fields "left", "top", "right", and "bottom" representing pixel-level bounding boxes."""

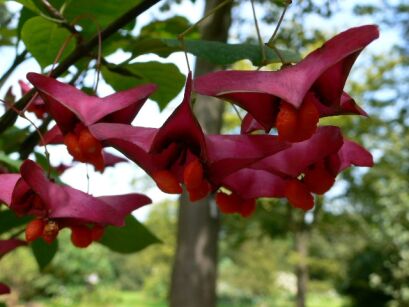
[
  {"left": 250, "top": 0, "right": 266, "bottom": 67},
  {"left": 230, "top": 103, "right": 243, "bottom": 122},
  {"left": 178, "top": 0, "right": 233, "bottom": 39},
  {"left": 265, "top": 0, "right": 291, "bottom": 65},
  {"left": 18, "top": 117, "right": 51, "bottom": 160},
  {"left": 39, "top": 0, "right": 78, "bottom": 34},
  {"left": 178, "top": 37, "right": 192, "bottom": 73},
  {"left": 0, "top": 0, "right": 162, "bottom": 134},
  {"left": 0, "top": 50, "right": 28, "bottom": 88},
  {"left": 266, "top": 0, "right": 291, "bottom": 46},
  {"left": 10, "top": 227, "right": 25, "bottom": 240}
]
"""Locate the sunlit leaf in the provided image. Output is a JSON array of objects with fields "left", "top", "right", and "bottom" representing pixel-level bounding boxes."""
[
  {"left": 13, "top": 0, "right": 40, "bottom": 13},
  {"left": 0, "top": 151, "right": 22, "bottom": 172},
  {"left": 62, "top": 0, "right": 142, "bottom": 38},
  {"left": 21, "top": 16, "right": 76, "bottom": 68},
  {"left": 31, "top": 238, "right": 58, "bottom": 270},
  {"left": 0, "top": 126, "right": 30, "bottom": 154},
  {"left": 0, "top": 209, "right": 30, "bottom": 235},
  {"left": 128, "top": 38, "right": 301, "bottom": 66},
  {"left": 99, "top": 215, "right": 160, "bottom": 254},
  {"left": 102, "top": 61, "right": 185, "bottom": 110}
]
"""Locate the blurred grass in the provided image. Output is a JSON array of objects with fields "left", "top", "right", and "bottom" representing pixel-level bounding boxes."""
[
  {"left": 41, "top": 289, "right": 166, "bottom": 307},
  {"left": 27, "top": 288, "right": 349, "bottom": 307}
]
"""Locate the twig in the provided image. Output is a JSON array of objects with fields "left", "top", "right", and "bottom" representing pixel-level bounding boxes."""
[
  {"left": 230, "top": 103, "right": 243, "bottom": 122},
  {"left": 265, "top": 0, "right": 291, "bottom": 65},
  {"left": 266, "top": 0, "right": 291, "bottom": 46},
  {"left": 178, "top": 0, "right": 233, "bottom": 39},
  {"left": 0, "top": 50, "right": 28, "bottom": 88},
  {"left": 39, "top": 0, "right": 79, "bottom": 34},
  {"left": 250, "top": 0, "right": 266, "bottom": 68},
  {"left": 178, "top": 37, "right": 192, "bottom": 74},
  {"left": 0, "top": 98, "right": 51, "bottom": 176},
  {"left": 19, "top": 117, "right": 52, "bottom": 159},
  {"left": 10, "top": 227, "right": 25, "bottom": 240}
]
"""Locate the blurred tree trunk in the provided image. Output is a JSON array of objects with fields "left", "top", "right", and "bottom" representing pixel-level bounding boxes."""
[
  {"left": 169, "top": 1, "right": 232, "bottom": 307},
  {"left": 295, "top": 228, "right": 309, "bottom": 307}
]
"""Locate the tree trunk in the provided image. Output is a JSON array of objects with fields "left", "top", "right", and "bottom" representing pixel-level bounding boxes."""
[
  {"left": 295, "top": 229, "right": 309, "bottom": 307},
  {"left": 169, "top": 1, "right": 232, "bottom": 307}
]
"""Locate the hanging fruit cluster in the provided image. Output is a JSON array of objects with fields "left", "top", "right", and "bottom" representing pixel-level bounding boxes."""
[{"left": 0, "top": 22, "right": 379, "bottom": 295}]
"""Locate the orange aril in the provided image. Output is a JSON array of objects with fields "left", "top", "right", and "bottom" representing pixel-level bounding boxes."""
[
  {"left": 91, "top": 225, "right": 105, "bottom": 241},
  {"left": 304, "top": 162, "right": 335, "bottom": 195},
  {"left": 183, "top": 159, "right": 204, "bottom": 190},
  {"left": 152, "top": 170, "right": 182, "bottom": 194},
  {"left": 70, "top": 225, "right": 93, "bottom": 248},
  {"left": 188, "top": 180, "right": 211, "bottom": 202},
  {"left": 284, "top": 179, "right": 314, "bottom": 211},
  {"left": 276, "top": 93, "right": 319, "bottom": 142},
  {"left": 215, "top": 192, "right": 241, "bottom": 214},
  {"left": 42, "top": 221, "right": 60, "bottom": 244},
  {"left": 25, "top": 219, "right": 46, "bottom": 242},
  {"left": 78, "top": 129, "right": 102, "bottom": 156},
  {"left": 239, "top": 199, "right": 256, "bottom": 217},
  {"left": 64, "top": 133, "right": 85, "bottom": 161}
]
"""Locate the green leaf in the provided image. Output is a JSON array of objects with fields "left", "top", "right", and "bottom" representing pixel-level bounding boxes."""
[
  {"left": 126, "top": 38, "right": 178, "bottom": 58},
  {"left": 102, "top": 61, "right": 185, "bottom": 110},
  {"left": 140, "top": 16, "right": 198, "bottom": 39},
  {"left": 0, "top": 126, "right": 30, "bottom": 154},
  {"left": 21, "top": 16, "right": 76, "bottom": 68},
  {"left": 129, "top": 38, "right": 301, "bottom": 66},
  {"left": 13, "top": 0, "right": 41, "bottom": 13},
  {"left": 99, "top": 215, "right": 160, "bottom": 254},
  {"left": 0, "top": 209, "right": 30, "bottom": 235},
  {"left": 17, "top": 7, "right": 36, "bottom": 38},
  {"left": 61, "top": 0, "right": 142, "bottom": 38},
  {"left": 0, "top": 151, "right": 22, "bottom": 172},
  {"left": 0, "top": 27, "right": 17, "bottom": 46},
  {"left": 31, "top": 238, "right": 58, "bottom": 270}
]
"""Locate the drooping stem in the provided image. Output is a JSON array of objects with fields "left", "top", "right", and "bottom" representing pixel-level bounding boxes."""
[
  {"left": 0, "top": 99, "right": 51, "bottom": 177},
  {"left": 265, "top": 0, "right": 291, "bottom": 65},
  {"left": 230, "top": 103, "right": 243, "bottom": 122},
  {"left": 178, "top": 37, "right": 192, "bottom": 73},
  {"left": 266, "top": 0, "right": 291, "bottom": 46},
  {"left": 270, "top": 44, "right": 286, "bottom": 65},
  {"left": 19, "top": 117, "right": 51, "bottom": 160},
  {"left": 28, "top": 118, "right": 52, "bottom": 178},
  {"left": 250, "top": 0, "right": 266, "bottom": 68},
  {"left": 178, "top": 0, "right": 233, "bottom": 39},
  {"left": 69, "top": 13, "right": 103, "bottom": 93},
  {"left": 86, "top": 164, "right": 90, "bottom": 194},
  {"left": 177, "top": 0, "right": 233, "bottom": 74}
]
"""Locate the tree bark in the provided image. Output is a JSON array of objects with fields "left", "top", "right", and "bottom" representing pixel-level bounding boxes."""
[
  {"left": 169, "top": 1, "right": 232, "bottom": 306},
  {"left": 295, "top": 229, "right": 309, "bottom": 307}
]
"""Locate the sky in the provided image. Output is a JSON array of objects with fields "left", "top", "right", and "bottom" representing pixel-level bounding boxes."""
[{"left": 0, "top": 0, "right": 398, "bottom": 220}]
